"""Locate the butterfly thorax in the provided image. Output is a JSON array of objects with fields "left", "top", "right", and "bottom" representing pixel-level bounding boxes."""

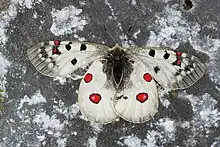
[{"left": 103, "top": 45, "right": 133, "bottom": 89}]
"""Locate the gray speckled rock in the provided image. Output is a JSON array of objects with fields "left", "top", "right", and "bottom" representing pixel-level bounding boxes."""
[{"left": 0, "top": 0, "right": 220, "bottom": 147}]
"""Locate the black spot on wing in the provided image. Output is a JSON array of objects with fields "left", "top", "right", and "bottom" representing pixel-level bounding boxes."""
[
  {"left": 163, "top": 52, "right": 170, "bottom": 59},
  {"left": 116, "top": 94, "right": 126, "bottom": 100},
  {"left": 65, "top": 44, "right": 71, "bottom": 51},
  {"left": 175, "top": 69, "right": 182, "bottom": 76},
  {"left": 154, "top": 66, "right": 160, "bottom": 74},
  {"left": 123, "top": 96, "right": 128, "bottom": 100},
  {"left": 42, "top": 54, "right": 48, "bottom": 58},
  {"left": 52, "top": 46, "right": 61, "bottom": 55},
  {"left": 149, "top": 50, "right": 155, "bottom": 57},
  {"left": 40, "top": 46, "right": 46, "bottom": 50},
  {"left": 80, "top": 44, "right": 87, "bottom": 51},
  {"left": 71, "top": 58, "right": 77, "bottom": 65},
  {"left": 39, "top": 46, "right": 48, "bottom": 58},
  {"left": 185, "top": 65, "right": 193, "bottom": 71}
]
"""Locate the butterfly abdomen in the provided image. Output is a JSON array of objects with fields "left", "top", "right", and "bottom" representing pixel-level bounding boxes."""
[{"left": 102, "top": 52, "right": 134, "bottom": 91}]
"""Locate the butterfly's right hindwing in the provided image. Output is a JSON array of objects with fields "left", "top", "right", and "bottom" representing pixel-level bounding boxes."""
[{"left": 27, "top": 41, "right": 110, "bottom": 77}]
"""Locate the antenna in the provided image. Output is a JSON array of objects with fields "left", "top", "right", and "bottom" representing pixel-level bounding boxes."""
[
  {"left": 124, "top": 18, "right": 146, "bottom": 37},
  {"left": 104, "top": 25, "right": 117, "bottom": 45},
  {"left": 125, "top": 26, "right": 133, "bottom": 37}
]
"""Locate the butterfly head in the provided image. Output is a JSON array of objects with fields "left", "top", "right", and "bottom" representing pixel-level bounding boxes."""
[{"left": 110, "top": 44, "right": 125, "bottom": 60}]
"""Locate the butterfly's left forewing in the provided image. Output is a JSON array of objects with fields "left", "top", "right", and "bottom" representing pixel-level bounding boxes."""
[
  {"left": 113, "top": 59, "right": 159, "bottom": 123},
  {"left": 126, "top": 47, "right": 206, "bottom": 90}
]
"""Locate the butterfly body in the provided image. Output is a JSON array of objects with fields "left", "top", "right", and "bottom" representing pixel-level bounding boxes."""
[{"left": 27, "top": 41, "right": 206, "bottom": 124}]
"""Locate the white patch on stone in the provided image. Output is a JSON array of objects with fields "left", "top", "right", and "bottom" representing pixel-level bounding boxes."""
[
  {"left": 13, "top": 0, "right": 42, "bottom": 9},
  {"left": 161, "top": 0, "right": 171, "bottom": 3},
  {"left": 133, "top": 29, "right": 140, "bottom": 39},
  {"left": 143, "top": 119, "right": 176, "bottom": 147},
  {"left": 33, "top": 11, "right": 38, "bottom": 18},
  {"left": 18, "top": 90, "right": 46, "bottom": 110},
  {"left": 57, "top": 137, "right": 67, "bottom": 147},
  {"left": 131, "top": 0, "right": 137, "bottom": 5},
  {"left": 90, "top": 122, "right": 103, "bottom": 135},
  {"left": 86, "top": 137, "right": 97, "bottom": 147},
  {"left": 72, "top": 131, "right": 77, "bottom": 136},
  {"left": 122, "top": 135, "right": 142, "bottom": 147},
  {"left": 157, "top": 118, "right": 175, "bottom": 141},
  {"left": 79, "top": 1, "right": 86, "bottom": 6},
  {"left": 216, "top": 86, "right": 220, "bottom": 92},
  {"left": 144, "top": 130, "right": 160, "bottom": 147},
  {"left": 53, "top": 99, "right": 80, "bottom": 119},
  {"left": 33, "top": 112, "right": 64, "bottom": 134},
  {"left": 160, "top": 98, "right": 170, "bottom": 108},
  {"left": 53, "top": 76, "right": 67, "bottom": 85},
  {"left": 50, "top": 5, "right": 88, "bottom": 37},
  {"left": 36, "top": 135, "right": 45, "bottom": 142},
  {"left": 0, "top": 52, "right": 11, "bottom": 91}
]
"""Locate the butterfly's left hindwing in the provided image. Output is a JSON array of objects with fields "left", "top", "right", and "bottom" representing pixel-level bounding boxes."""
[
  {"left": 27, "top": 41, "right": 110, "bottom": 77},
  {"left": 113, "top": 59, "right": 159, "bottom": 123},
  {"left": 78, "top": 60, "right": 118, "bottom": 124}
]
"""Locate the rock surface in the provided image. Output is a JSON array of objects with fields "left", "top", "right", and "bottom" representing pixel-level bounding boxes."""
[{"left": 0, "top": 0, "right": 220, "bottom": 146}]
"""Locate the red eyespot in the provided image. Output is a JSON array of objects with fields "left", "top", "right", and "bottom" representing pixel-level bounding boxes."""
[
  {"left": 177, "top": 59, "right": 181, "bottom": 65},
  {"left": 54, "top": 40, "right": 60, "bottom": 45},
  {"left": 176, "top": 52, "right": 182, "bottom": 56},
  {"left": 52, "top": 48, "right": 58, "bottom": 54},
  {"left": 143, "top": 73, "right": 152, "bottom": 82},
  {"left": 84, "top": 73, "right": 93, "bottom": 83},
  {"left": 136, "top": 93, "right": 149, "bottom": 103},
  {"left": 89, "top": 93, "right": 101, "bottom": 104}
]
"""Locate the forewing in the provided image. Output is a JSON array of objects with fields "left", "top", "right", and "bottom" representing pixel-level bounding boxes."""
[
  {"left": 113, "top": 59, "right": 159, "bottom": 123},
  {"left": 78, "top": 60, "right": 118, "bottom": 124},
  {"left": 126, "top": 47, "right": 206, "bottom": 89},
  {"left": 27, "top": 41, "right": 110, "bottom": 77}
]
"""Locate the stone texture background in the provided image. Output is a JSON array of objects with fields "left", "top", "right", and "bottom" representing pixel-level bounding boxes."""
[{"left": 0, "top": 0, "right": 220, "bottom": 147}]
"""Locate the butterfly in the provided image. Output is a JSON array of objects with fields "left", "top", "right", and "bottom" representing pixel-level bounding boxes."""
[{"left": 27, "top": 40, "right": 206, "bottom": 124}]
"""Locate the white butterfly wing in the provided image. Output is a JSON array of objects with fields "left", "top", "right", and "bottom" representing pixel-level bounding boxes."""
[
  {"left": 126, "top": 47, "right": 206, "bottom": 89},
  {"left": 27, "top": 41, "right": 110, "bottom": 77},
  {"left": 78, "top": 59, "right": 118, "bottom": 124},
  {"left": 113, "top": 59, "right": 159, "bottom": 123}
]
